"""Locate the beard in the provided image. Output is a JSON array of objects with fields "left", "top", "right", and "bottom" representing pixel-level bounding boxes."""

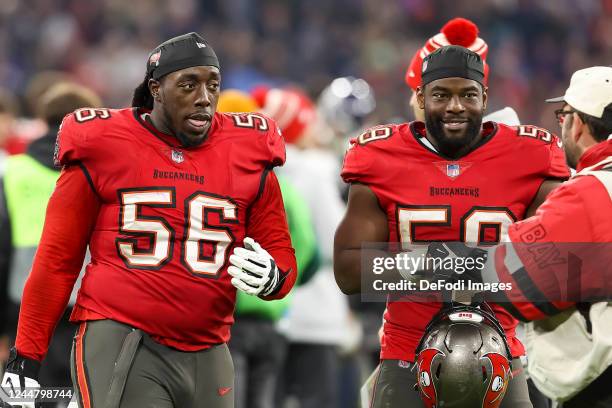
[
  {"left": 176, "top": 131, "right": 204, "bottom": 148},
  {"left": 563, "top": 143, "right": 579, "bottom": 169},
  {"left": 162, "top": 106, "right": 207, "bottom": 147},
  {"left": 424, "top": 109, "right": 483, "bottom": 158}
]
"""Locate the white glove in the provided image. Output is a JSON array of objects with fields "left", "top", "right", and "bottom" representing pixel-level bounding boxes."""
[
  {"left": 1, "top": 372, "right": 40, "bottom": 408},
  {"left": 227, "top": 237, "right": 281, "bottom": 296}
]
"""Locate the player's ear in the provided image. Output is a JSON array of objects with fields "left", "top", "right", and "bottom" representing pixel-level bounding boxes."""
[
  {"left": 149, "top": 78, "right": 162, "bottom": 102},
  {"left": 571, "top": 112, "right": 585, "bottom": 143},
  {"left": 481, "top": 85, "right": 488, "bottom": 111},
  {"left": 416, "top": 86, "right": 425, "bottom": 109}
]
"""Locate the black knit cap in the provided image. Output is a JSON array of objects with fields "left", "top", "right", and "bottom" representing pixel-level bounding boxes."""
[
  {"left": 421, "top": 45, "right": 485, "bottom": 86},
  {"left": 147, "top": 32, "right": 219, "bottom": 80}
]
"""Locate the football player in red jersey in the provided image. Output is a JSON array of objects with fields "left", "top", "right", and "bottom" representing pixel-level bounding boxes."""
[
  {"left": 0, "top": 32, "right": 296, "bottom": 408},
  {"left": 334, "top": 45, "right": 569, "bottom": 407},
  {"left": 423, "top": 66, "right": 612, "bottom": 407}
]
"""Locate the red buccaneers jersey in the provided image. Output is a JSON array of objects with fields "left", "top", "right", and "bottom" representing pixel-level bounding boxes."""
[
  {"left": 55, "top": 107, "right": 290, "bottom": 351},
  {"left": 342, "top": 121, "right": 569, "bottom": 361}
]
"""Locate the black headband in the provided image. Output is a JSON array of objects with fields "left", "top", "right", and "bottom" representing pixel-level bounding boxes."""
[
  {"left": 147, "top": 32, "right": 219, "bottom": 80},
  {"left": 421, "top": 45, "right": 484, "bottom": 86}
]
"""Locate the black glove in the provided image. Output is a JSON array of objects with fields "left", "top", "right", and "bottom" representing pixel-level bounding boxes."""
[
  {"left": 426, "top": 242, "right": 487, "bottom": 283},
  {"left": 1, "top": 347, "right": 41, "bottom": 408}
]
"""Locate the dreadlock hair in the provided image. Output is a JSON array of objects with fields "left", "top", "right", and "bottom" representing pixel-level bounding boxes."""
[{"left": 132, "top": 73, "right": 154, "bottom": 109}]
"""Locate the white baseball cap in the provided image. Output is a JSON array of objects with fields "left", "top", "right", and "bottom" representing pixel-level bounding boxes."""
[{"left": 546, "top": 66, "right": 612, "bottom": 124}]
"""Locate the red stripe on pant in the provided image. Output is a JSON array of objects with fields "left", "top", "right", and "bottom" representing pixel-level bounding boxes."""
[
  {"left": 369, "top": 364, "right": 382, "bottom": 408},
  {"left": 75, "top": 322, "right": 92, "bottom": 408}
]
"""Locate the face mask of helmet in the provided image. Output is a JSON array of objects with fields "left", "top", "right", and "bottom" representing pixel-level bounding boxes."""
[
  {"left": 317, "top": 76, "right": 376, "bottom": 136},
  {"left": 415, "top": 303, "right": 513, "bottom": 408}
]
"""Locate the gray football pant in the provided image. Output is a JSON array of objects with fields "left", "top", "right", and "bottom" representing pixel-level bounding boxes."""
[
  {"left": 70, "top": 319, "right": 234, "bottom": 408},
  {"left": 370, "top": 358, "right": 532, "bottom": 408}
]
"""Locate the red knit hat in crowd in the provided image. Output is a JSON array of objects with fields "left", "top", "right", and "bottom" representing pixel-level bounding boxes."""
[
  {"left": 251, "top": 85, "right": 317, "bottom": 144},
  {"left": 405, "top": 17, "right": 489, "bottom": 90}
]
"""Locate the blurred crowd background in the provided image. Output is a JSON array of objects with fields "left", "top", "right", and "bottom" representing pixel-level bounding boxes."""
[{"left": 0, "top": 0, "right": 611, "bottom": 137}]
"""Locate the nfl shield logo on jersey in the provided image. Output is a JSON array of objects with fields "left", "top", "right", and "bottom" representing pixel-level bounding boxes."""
[
  {"left": 434, "top": 161, "right": 473, "bottom": 179},
  {"left": 171, "top": 149, "right": 184, "bottom": 163},
  {"left": 447, "top": 163, "right": 460, "bottom": 178}
]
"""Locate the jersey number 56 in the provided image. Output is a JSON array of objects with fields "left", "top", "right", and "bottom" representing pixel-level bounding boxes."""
[{"left": 115, "top": 188, "right": 237, "bottom": 277}]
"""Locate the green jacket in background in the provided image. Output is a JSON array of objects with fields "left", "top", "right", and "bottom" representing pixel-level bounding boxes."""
[
  {"left": 234, "top": 175, "right": 319, "bottom": 321},
  {"left": 3, "top": 154, "right": 59, "bottom": 303}
]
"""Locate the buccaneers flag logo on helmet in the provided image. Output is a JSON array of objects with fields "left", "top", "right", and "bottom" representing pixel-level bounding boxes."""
[{"left": 414, "top": 304, "right": 513, "bottom": 408}]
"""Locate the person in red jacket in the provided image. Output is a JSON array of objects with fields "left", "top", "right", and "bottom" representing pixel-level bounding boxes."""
[
  {"left": 458, "top": 66, "right": 612, "bottom": 321},
  {"left": 0, "top": 32, "right": 297, "bottom": 408},
  {"left": 431, "top": 66, "right": 612, "bottom": 407}
]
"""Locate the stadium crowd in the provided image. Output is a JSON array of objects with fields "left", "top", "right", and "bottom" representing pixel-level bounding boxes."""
[{"left": 0, "top": 0, "right": 610, "bottom": 126}]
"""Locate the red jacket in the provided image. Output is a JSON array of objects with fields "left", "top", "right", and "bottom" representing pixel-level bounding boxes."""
[{"left": 489, "top": 140, "right": 612, "bottom": 321}]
